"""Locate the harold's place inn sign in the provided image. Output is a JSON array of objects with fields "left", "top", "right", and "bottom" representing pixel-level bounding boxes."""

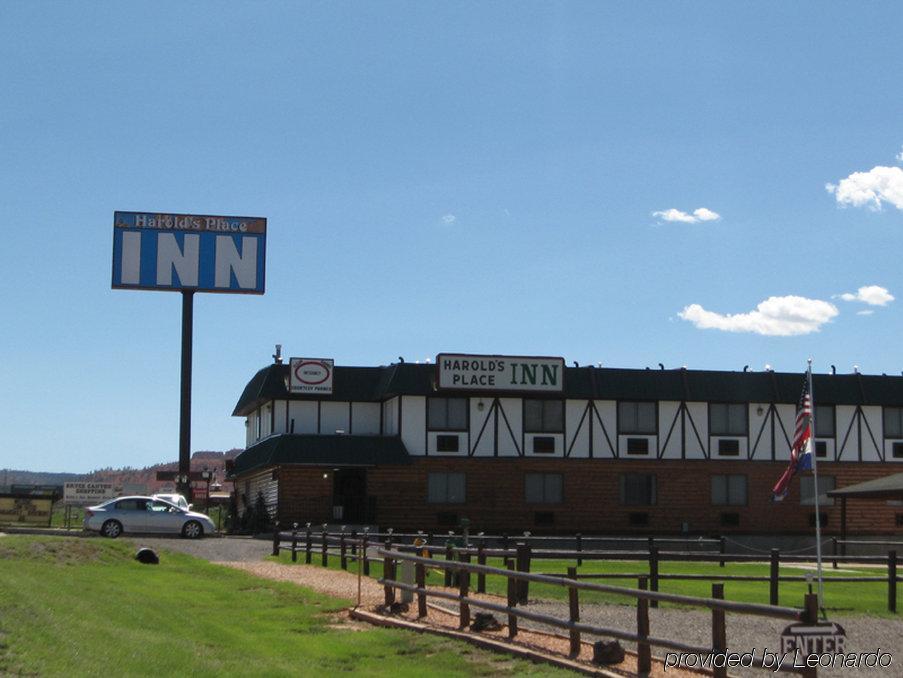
[{"left": 437, "top": 353, "right": 565, "bottom": 393}]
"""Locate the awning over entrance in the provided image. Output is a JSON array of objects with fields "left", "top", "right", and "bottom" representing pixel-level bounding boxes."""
[
  {"left": 827, "top": 472, "right": 903, "bottom": 500},
  {"left": 231, "top": 434, "right": 410, "bottom": 477}
]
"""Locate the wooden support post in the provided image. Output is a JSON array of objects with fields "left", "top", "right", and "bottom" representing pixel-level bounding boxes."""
[
  {"left": 291, "top": 528, "right": 298, "bottom": 563},
  {"left": 350, "top": 530, "right": 357, "bottom": 556},
  {"left": 800, "top": 593, "right": 819, "bottom": 678},
  {"left": 416, "top": 562, "right": 427, "bottom": 618},
  {"left": 889, "top": 550, "right": 898, "bottom": 614},
  {"left": 711, "top": 583, "right": 727, "bottom": 678},
  {"left": 576, "top": 533, "right": 583, "bottom": 567},
  {"left": 340, "top": 532, "right": 347, "bottom": 570},
  {"left": 305, "top": 526, "right": 312, "bottom": 564},
  {"left": 321, "top": 529, "right": 328, "bottom": 567},
  {"left": 841, "top": 497, "right": 847, "bottom": 556},
  {"left": 770, "top": 549, "right": 780, "bottom": 606},
  {"left": 506, "top": 558, "right": 518, "bottom": 638},
  {"left": 362, "top": 533, "right": 370, "bottom": 576},
  {"left": 832, "top": 537, "right": 838, "bottom": 569},
  {"left": 444, "top": 544, "right": 454, "bottom": 587},
  {"left": 649, "top": 546, "right": 659, "bottom": 609},
  {"left": 459, "top": 556, "right": 470, "bottom": 629},
  {"left": 636, "top": 576, "right": 651, "bottom": 676},
  {"left": 719, "top": 536, "right": 726, "bottom": 568},
  {"left": 272, "top": 523, "right": 280, "bottom": 556},
  {"left": 477, "top": 544, "right": 487, "bottom": 594},
  {"left": 383, "top": 554, "right": 395, "bottom": 608},
  {"left": 502, "top": 532, "right": 509, "bottom": 553},
  {"left": 516, "top": 543, "right": 531, "bottom": 604},
  {"left": 567, "top": 566, "right": 580, "bottom": 657}
]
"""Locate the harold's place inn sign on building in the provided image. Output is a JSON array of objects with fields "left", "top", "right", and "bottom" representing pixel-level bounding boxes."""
[
  {"left": 437, "top": 353, "right": 565, "bottom": 393},
  {"left": 111, "top": 211, "right": 267, "bottom": 294}
]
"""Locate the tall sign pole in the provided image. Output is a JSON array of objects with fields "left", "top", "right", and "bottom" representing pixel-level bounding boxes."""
[{"left": 112, "top": 211, "right": 267, "bottom": 500}]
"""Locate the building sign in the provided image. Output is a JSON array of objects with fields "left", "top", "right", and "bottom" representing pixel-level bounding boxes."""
[
  {"left": 112, "top": 211, "right": 267, "bottom": 294},
  {"left": 0, "top": 495, "right": 53, "bottom": 525},
  {"left": 63, "top": 482, "right": 117, "bottom": 506},
  {"left": 290, "top": 358, "right": 334, "bottom": 394},
  {"left": 437, "top": 354, "right": 565, "bottom": 392}
]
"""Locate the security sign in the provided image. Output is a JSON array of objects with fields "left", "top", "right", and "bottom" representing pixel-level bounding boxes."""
[{"left": 290, "top": 358, "right": 334, "bottom": 394}]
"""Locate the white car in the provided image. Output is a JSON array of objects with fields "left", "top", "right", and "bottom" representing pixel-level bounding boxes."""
[
  {"left": 84, "top": 496, "right": 215, "bottom": 539},
  {"left": 152, "top": 493, "right": 190, "bottom": 510}
]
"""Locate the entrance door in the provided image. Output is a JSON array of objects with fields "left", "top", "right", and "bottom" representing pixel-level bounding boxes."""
[{"left": 333, "top": 469, "right": 367, "bottom": 523}]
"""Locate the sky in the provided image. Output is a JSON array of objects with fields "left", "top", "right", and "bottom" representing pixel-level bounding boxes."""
[{"left": 2, "top": 2, "right": 902, "bottom": 473}]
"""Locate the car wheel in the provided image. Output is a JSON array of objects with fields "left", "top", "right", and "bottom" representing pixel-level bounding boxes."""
[
  {"left": 182, "top": 520, "right": 203, "bottom": 539},
  {"left": 101, "top": 520, "right": 122, "bottom": 539}
]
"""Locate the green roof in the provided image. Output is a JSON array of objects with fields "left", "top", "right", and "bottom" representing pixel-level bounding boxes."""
[
  {"left": 231, "top": 434, "right": 410, "bottom": 477},
  {"left": 233, "top": 363, "right": 903, "bottom": 417}
]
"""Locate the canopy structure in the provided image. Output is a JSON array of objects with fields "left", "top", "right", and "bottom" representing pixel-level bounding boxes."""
[{"left": 827, "top": 473, "right": 903, "bottom": 547}]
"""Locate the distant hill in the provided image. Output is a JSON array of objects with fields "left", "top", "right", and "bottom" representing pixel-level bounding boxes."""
[{"left": 1, "top": 449, "right": 242, "bottom": 494}]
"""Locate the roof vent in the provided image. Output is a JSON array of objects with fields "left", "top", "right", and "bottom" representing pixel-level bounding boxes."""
[{"left": 273, "top": 344, "right": 283, "bottom": 364}]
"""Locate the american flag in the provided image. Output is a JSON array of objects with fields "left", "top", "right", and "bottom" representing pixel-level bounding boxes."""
[{"left": 772, "top": 378, "right": 813, "bottom": 501}]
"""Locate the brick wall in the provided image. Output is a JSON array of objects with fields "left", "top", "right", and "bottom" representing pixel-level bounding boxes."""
[{"left": 266, "top": 460, "right": 903, "bottom": 535}]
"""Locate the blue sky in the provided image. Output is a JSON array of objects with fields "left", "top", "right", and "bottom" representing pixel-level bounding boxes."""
[{"left": 2, "top": 2, "right": 902, "bottom": 473}]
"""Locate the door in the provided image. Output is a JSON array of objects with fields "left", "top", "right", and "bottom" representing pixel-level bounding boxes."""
[
  {"left": 332, "top": 469, "right": 367, "bottom": 523},
  {"left": 146, "top": 499, "right": 186, "bottom": 533}
]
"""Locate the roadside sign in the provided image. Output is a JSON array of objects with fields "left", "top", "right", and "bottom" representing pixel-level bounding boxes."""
[
  {"left": 0, "top": 494, "right": 53, "bottom": 525},
  {"left": 63, "top": 482, "right": 117, "bottom": 507},
  {"left": 290, "top": 358, "right": 334, "bottom": 394}
]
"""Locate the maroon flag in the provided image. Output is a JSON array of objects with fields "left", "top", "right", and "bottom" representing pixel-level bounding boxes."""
[{"left": 772, "top": 379, "right": 812, "bottom": 501}]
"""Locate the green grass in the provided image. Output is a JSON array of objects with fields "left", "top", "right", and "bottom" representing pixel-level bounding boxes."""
[
  {"left": 0, "top": 536, "right": 569, "bottom": 677},
  {"left": 272, "top": 549, "right": 895, "bottom": 616}
]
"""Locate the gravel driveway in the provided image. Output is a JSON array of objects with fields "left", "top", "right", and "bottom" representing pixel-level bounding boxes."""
[{"left": 123, "top": 534, "right": 273, "bottom": 562}]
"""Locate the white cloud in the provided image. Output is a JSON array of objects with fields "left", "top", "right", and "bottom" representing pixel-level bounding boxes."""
[
  {"left": 826, "top": 166, "right": 903, "bottom": 210},
  {"left": 857, "top": 310, "right": 875, "bottom": 316},
  {"left": 897, "top": 146, "right": 903, "bottom": 163},
  {"left": 441, "top": 214, "right": 456, "bottom": 224},
  {"left": 838, "top": 285, "right": 894, "bottom": 306},
  {"left": 652, "top": 207, "right": 721, "bottom": 224},
  {"left": 678, "top": 295, "right": 839, "bottom": 336}
]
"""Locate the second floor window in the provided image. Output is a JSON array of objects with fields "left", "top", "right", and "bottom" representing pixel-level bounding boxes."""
[
  {"left": 709, "top": 403, "right": 747, "bottom": 436},
  {"left": 427, "top": 397, "right": 468, "bottom": 431},
  {"left": 524, "top": 400, "right": 564, "bottom": 433},
  {"left": 885, "top": 407, "right": 903, "bottom": 438},
  {"left": 815, "top": 405, "right": 835, "bottom": 437},
  {"left": 618, "top": 401, "right": 656, "bottom": 434}
]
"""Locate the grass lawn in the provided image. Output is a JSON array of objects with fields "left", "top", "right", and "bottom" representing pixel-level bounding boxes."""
[
  {"left": 0, "top": 536, "right": 569, "bottom": 677},
  {"left": 272, "top": 549, "right": 895, "bottom": 617}
]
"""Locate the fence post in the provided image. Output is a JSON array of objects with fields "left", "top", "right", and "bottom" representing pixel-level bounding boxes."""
[
  {"left": 889, "top": 550, "right": 898, "bottom": 614},
  {"left": 636, "top": 576, "right": 651, "bottom": 675},
  {"left": 444, "top": 543, "right": 454, "bottom": 587},
  {"left": 516, "top": 543, "right": 531, "bottom": 604},
  {"left": 321, "top": 527, "right": 328, "bottom": 567},
  {"left": 305, "top": 524, "right": 312, "bottom": 564},
  {"left": 567, "top": 566, "right": 580, "bottom": 657},
  {"left": 711, "top": 583, "right": 727, "bottom": 678},
  {"left": 770, "top": 549, "right": 780, "bottom": 606},
  {"left": 649, "top": 546, "right": 659, "bottom": 609},
  {"left": 272, "top": 522, "right": 280, "bottom": 556},
  {"left": 576, "top": 533, "right": 583, "bottom": 567},
  {"left": 291, "top": 525, "right": 299, "bottom": 563},
  {"left": 502, "top": 532, "right": 509, "bottom": 553},
  {"left": 832, "top": 537, "right": 838, "bottom": 569},
  {"left": 459, "top": 555, "right": 470, "bottom": 629},
  {"left": 383, "top": 552, "right": 395, "bottom": 608},
  {"left": 506, "top": 558, "right": 518, "bottom": 638},
  {"left": 362, "top": 532, "right": 370, "bottom": 576},
  {"left": 351, "top": 529, "right": 357, "bottom": 557},
  {"left": 340, "top": 532, "right": 347, "bottom": 570},
  {"left": 800, "top": 593, "right": 819, "bottom": 678},
  {"left": 416, "top": 561, "right": 427, "bottom": 618},
  {"left": 719, "top": 536, "right": 726, "bottom": 568},
  {"left": 477, "top": 544, "right": 487, "bottom": 594}
]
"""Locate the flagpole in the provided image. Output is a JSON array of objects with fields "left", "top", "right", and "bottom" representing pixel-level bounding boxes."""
[{"left": 808, "top": 358, "right": 826, "bottom": 615}]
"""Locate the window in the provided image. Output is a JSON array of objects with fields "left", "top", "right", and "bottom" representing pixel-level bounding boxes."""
[
  {"left": 525, "top": 473, "right": 563, "bottom": 504},
  {"left": 620, "top": 474, "right": 656, "bottom": 506},
  {"left": 436, "top": 434, "right": 460, "bottom": 452},
  {"left": 255, "top": 408, "right": 261, "bottom": 439},
  {"left": 896, "top": 514, "right": 903, "bottom": 527},
  {"left": 532, "top": 436, "right": 556, "bottom": 454},
  {"left": 815, "top": 441, "right": 828, "bottom": 458},
  {"left": 115, "top": 499, "right": 147, "bottom": 511},
  {"left": 800, "top": 475, "right": 835, "bottom": 506},
  {"left": 709, "top": 403, "right": 747, "bottom": 436},
  {"left": 427, "top": 473, "right": 465, "bottom": 503},
  {"left": 885, "top": 407, "right": 903, "bottom": 438},
  {"left": 427, "top": 398, "right": 468, "bottom": 431},
  {"left": 711, "top": 475, "right": 747, "bottom": 506},
  {"left": 809, "top": 513, "right": 829, "bottom": 528},
  {"left": 815, "top": 405, "right": 835, "bottom": 437},
  {"left": 626, "top": 438, "right": 649, "bottom": 455},
  {"left": 524, "top": 400, "right": 564, "bottom": 433},
  {"left": 618, "top": 401, "right": 656, "bottom": 434},
  {"left": 720, "top": 512, "right": 740, "bottom": 527},
  {"left": 894, "top": 443, "right": 903, "bottom": 460}
]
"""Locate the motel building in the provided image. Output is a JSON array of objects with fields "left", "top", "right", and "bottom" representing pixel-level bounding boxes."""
[{"left": 228, "top": 353, "right": 903, "bottom": 536}]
